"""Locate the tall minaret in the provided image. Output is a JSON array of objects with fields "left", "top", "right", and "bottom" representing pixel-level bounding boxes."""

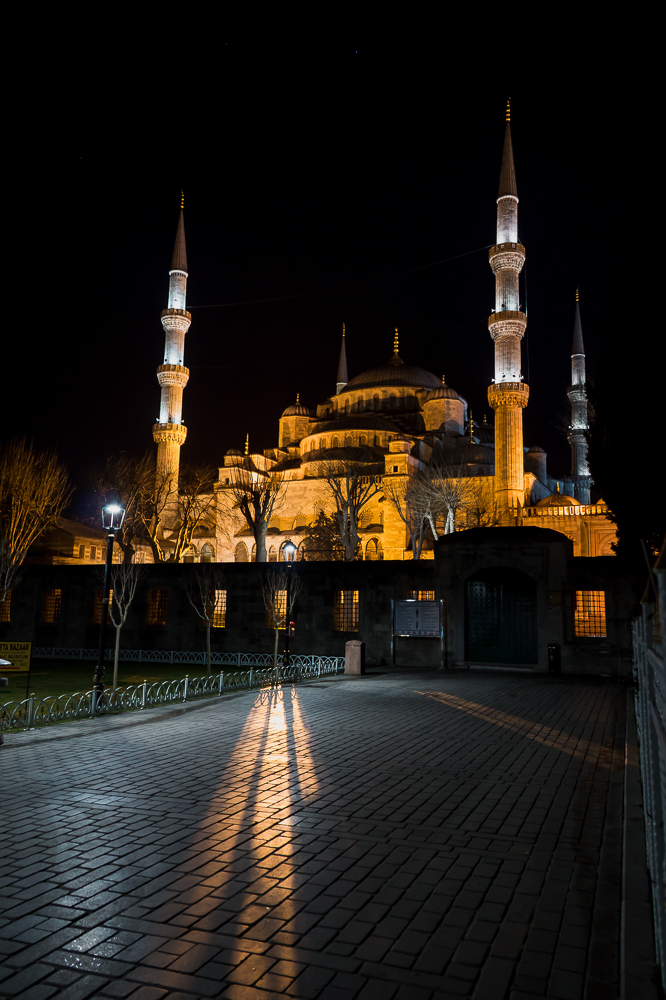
[
  {"left": 487, "top": 100, "right": 529, "bottom": 516},
  {"left": 567, "top": 290, "right": 592, "bottom": 504},
  {"left": 336, "top": 323, "right": 348, "bottom": 394},
  {"left": 152, "top": 193, "right": 190, "bottom": 486}
]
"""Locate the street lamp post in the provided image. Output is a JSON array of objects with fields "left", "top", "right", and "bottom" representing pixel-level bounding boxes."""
[
  {"left": 93, "top": 504, "right": 125, "bottom": 693},
  {"left": 283, "top": 541, "right": 297, "bottom": 666}
]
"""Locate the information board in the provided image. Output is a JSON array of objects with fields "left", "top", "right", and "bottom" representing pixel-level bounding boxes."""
[
  {"left": 393, "top": 601, "right": 441, "bottom": 637},
  {"left": 0, "top": 641, "right": 32, "bottom": 671}
]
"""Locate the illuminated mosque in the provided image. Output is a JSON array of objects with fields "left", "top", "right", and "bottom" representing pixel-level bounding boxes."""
[{"left": 151, "top": 104, "right": 617, "bottom": 564}]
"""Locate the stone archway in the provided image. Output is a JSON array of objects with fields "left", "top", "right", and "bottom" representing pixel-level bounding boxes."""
[{"left": 465, "top": 566, "right": 537, "bottom": 665}]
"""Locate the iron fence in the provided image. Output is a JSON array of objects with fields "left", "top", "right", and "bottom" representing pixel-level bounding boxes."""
[
  {"left": 632, "top": 613, "right": 666, "bottom": 987},
  {"left": 0, "top": 654, "right": 345, "bottom": 733}
]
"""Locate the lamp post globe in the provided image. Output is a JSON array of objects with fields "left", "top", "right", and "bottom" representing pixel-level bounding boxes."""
[
  {"left": 283, "top": 542, "right": 297, "bottom": 667},
  {"left": 93, "top": 503, "right": 126, "bottom": 696}
]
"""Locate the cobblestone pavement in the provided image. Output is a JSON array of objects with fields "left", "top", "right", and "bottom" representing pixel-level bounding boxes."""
[{"left": 0, "top": 670, "right": 626, "bottom": 1000}]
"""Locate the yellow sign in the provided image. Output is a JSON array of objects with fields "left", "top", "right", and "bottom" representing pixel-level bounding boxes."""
[{"left": 0, "top": 641, "right": 31, "bottom": 672}]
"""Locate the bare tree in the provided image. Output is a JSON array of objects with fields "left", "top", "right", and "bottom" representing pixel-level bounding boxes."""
[
  {"left": 221, "top": 466, "right": 285, "bottom": 563},
  {"left": 91, "top": 452, "right": 176, "bottom": 564},
  {"left": 260, "top": 567, "right": 303, "bottom": 669},
  {"left": 299, "top": 511, "right": 344, "bottom": 561},
  {"left": 0, "top": 439, "right": 72, "bottom": 601},
  {"left": 383, "top": 472, "right": 430, "bottom": 560},
  {"left": 315, "top": 461, "right": 383, "bottom": 561},
  {"left": 464, "top": 486, "right": 503, "bottom": 528},
  {"left": 185, "top": 564, "right": 223, "bottom": 676},
  {"left": 170, "top": 465, "right": 218, "bottom": 564},
  {"left": 414, "top": 464, "right": 475, "bottom": 539},
  {"left": 106, "top": 560, "right": 147, "bottom": 689}
]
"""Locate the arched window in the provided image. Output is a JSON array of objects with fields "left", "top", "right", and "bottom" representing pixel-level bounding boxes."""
[
  {"left": 374, "top": 435, "right": 380, "bottom": 447},
  {"left": 201, "top": 543, "right": 214, "bottom": 563},
  {"left": 331, "top": 436, "right": 339, "bottom": 448},
  {"left": 182, "top": 545, "right": 196, "bottom": 563},
  {"left": 359, "top": 434, "right": 367, "bottom": 446},
  {"left": 365, "top": 538, "right": 384, "bottom": 561},
  {"left": 234, "top": 542, "right": 248, "bottom": 563},
  {"left": 373, "top": 394, "right": 380, "bottom": 410},
  {"left": 345, "top": 435, "right": 353, "bottom": 447},
  {"left": 268, "top": 546, "right": 277, "bottom": 562}
]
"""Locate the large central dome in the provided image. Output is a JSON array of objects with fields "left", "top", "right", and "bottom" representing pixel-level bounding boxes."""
[{"left": 345, "top": 352, "right": 441, "bottom": 391}]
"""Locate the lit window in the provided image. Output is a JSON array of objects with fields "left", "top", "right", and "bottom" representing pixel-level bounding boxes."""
[
  {"left": 0, "top": 591, "right": 11, "bottom": 622},
  {"left": 147, "top": 589, "right": 168, "bottom": 626},
  {"left": 334, "top": 590, "right": 359, "bottom": 631},
  {"left": 90, "top": 545, "right": 97, "bottom": 561},
  {"left": 79, "top": 544, "right": 85, "bottom": 559},
  {"left": 266, "top": 590, "right": 287, "bottom": 629},
  {"left": 574, "top": 591, "right": 606, "bottom": 637},
  {"left": 93, "top": 589, "right": 114, "bottom": 625},
  {"left": 212, "top": 589, "right": 227, "bottom": 627},
  {"left": 42, "top": 589, "right": 62, "bottom": 624},
  {"left": 410, "top": 590, "right": 435, "bottom": 601}
]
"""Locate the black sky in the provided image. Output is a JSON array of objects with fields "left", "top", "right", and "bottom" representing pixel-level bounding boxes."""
[{"left": 7, "top": 22, "right": 644, "bottom": 506}]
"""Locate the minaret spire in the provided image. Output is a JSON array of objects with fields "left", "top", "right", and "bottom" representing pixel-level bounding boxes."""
[
  {"left": 567, "top": 290, "right": 592, "bottom": 504},
  {"left": 152, "top": 194, "right": 191, "bottom": 488},
  {"left": 487, "top": 102, "right": 529, "bottom": 517},
  {"left": 336, "top": 322, "right": 348, "bottom": 394}
]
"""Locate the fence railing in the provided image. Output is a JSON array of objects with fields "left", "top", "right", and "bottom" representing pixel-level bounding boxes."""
[
  {"left": 632, "top": 610, "right": 666, "bottom": 989},
  {"left": 30, "top": 648, "right": 338, "bottom": 667},
  {"left": 0, "top": 654, "right": 345, "bottom": 733}
]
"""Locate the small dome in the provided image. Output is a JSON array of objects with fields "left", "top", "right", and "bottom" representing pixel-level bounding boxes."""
[
  {"left": 527, "top": 445, "right": 546, "bottom": 454},
  {"left": 282, "top": 402, "right": 310, "bottom": 417},
  {"left": 456, "top": 442, "right": 494, "bottom": 465},
  {"left": 226, "top": 448, "right": 242, "bottom": 456},
  {"left": 475, "top": 417, "right": 494, "bottom": 444},
  {"left": 425, "top": 383, "right": 460, "bottom": 402},
  {"left": 537, "top": 493, "right": 578, "bottom": 507}
]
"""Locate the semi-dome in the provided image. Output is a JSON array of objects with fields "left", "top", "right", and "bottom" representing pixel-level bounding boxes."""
[
  {"left": 474, "top": 416, "right": 494, "bottom": 444},
  {"left": 345, "top": 352, "right": 441, "bottom": 391},
  {"left": 312, "top": 414, "right": 401, "bottom": 435},
  {"left": 537, "top": 492, "right": 578, "bottom": 507},
  {"left": 456, "top": 442, "right": 494, "bottom": 465}
]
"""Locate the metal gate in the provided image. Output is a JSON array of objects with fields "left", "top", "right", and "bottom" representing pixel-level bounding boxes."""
[{"left": 466, "top": 567, "right": 537, "bottom": 665}]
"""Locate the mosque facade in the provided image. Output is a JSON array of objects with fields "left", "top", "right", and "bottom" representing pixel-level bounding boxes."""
[{"left": 153, "top": 106, "right": 617, "bottom": 564}]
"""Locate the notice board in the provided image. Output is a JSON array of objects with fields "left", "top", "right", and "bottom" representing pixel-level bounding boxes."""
[
  {"left": 393, "top": 601, "right": 441, "bottom": 637},
  {"left": 0, "top": 641, "right": 32, "bottom": 671}
]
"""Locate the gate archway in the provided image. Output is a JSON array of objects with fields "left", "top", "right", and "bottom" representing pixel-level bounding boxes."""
[{"left": 465, "top": 567, "right": 537, "bottom": 665}]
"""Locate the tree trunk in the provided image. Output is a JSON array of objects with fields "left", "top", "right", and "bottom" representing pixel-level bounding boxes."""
[
  {"left": 113, "top": 626, "right": 121, "bottom": 690},
  {"left": 206, "top": 621, "right": 211, "bottom": 676},
  {"left": 256, "top": 521, "right": 268, "bottom": 562}
]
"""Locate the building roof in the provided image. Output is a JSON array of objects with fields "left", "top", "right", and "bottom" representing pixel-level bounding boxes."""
[
  {"left": 537, "top": 493, "right": 578, "bottom": 507},
  {"left": 48, "top": 517, "right": 107, "bottom": 540},
  {"left": 498, "top": 120, "right": 518, "bottom": 199},
  {"left": 282, "top": 402, "right": 310, "bottom": 417},
  {"left": 345, "top": 352, "right": 441, "bottom": 391},
  {"left": 455, "top": 442, "right": 494, "bottom": 465},
  {"left": 572, "top": 298, "right": 585, "bottom": 355},
  {"left": 170, "top": 208, "right": 188, "bottom": 273},
  {"left": 527, "top": 445, "right": 546, "bottom": 454},
  {"left": 425, "top": 380, "right": 460, "bottom": 402},
  {"left": 312, "top": 414, "right": 401, "bottom": 434}
]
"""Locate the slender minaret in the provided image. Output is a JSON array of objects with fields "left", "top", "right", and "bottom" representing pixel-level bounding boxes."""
[
  {"left": 487, "top": 100, "right": 529, "bottom": 516},
  {"left": 152, "top": 193, "right": 190, "bottom": 486},
  {"left": 336, "top": 323, "right": 349, "bottom": 394},
  {"left": 567, "top": 290, "right": 592, "bottom": 504}
]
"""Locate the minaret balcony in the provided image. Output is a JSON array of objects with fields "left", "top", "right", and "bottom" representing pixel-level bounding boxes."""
[
  {"left": 161, "top": 308, "right": 192, "bottom": 333},
  {"left": 487, "top": 382, "right": 529, "bottom": 409},
  {"left": 489, "top": 243, "right": 525, "bottom": 274},
  {"left": 152, "top": 422, "right": 188, "bottom": 446},
  {"left": 157, "top": 364, "right": 190, "bottom": 388},
  {"left": 488, "top": 311, "right": 527, "bottom": 339}
]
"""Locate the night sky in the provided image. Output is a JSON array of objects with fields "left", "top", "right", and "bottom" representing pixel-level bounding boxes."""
[{"left": 8, "top": 28, "right": 641, "bottom": 510}]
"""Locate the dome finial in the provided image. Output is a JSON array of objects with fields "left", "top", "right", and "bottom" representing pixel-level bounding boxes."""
[
  {"left": 245, "top": 433, "right": 249, "bottom": 456},
  {"left": 296, "top": 393, "right": 300, "bottom": 404},
  {"left": 180, "top": 189, "right": 184, "bottom": 210},
  {"left": 575, "top": 287, "right": 579, "bottom": 302},
  {"left": 342, "top": 321, "right": 345, "bottom": 338},
  {"left": 442, "top": 374, "right": 446, "bottom": 385},
  {"left": 506, "top": 98, "right": 511, "bottom": 123},
  {"left": 393, "top": 327, "right": 399, "bottom": 354}
]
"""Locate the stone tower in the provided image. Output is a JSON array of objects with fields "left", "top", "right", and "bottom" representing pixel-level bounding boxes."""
[
  {"left": 152, "top": 195, "right": 190, "bottom": 486},
  {"left": 567, "top": 291, "right": 592, "bottom": 504},
  {"left": 487, "top": 100, "right": 529, "bottom": 516}
]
